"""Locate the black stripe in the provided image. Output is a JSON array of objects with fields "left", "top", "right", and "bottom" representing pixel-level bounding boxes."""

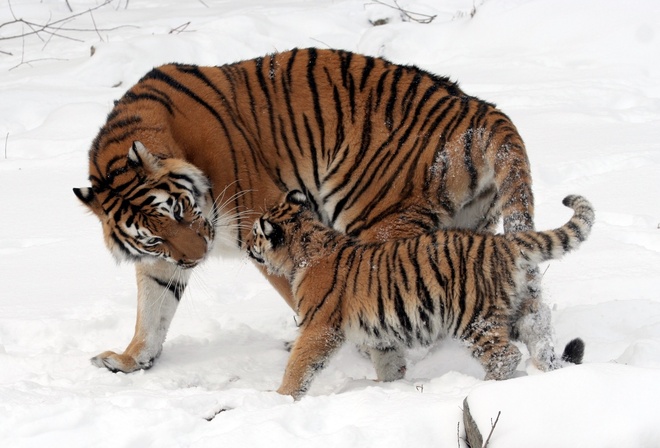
[
  {"left": 375, "top": 249, "right": 387, "bottom": 328},
  {"left": 121, "top": 91, "right": 174, "bottom": 115},
  {"left": 306, "top": 49, "right": 324, "bottom": 191},
  {"left": 565, "top": 221, "right": 584, "bottom": 243},
  {"left": 442, "top": 234, "right": 457, "bottom": 330},
  {"left": 149, "top": 276, "right": 186, "bottom": 301},
  {"left": 359, "top": 55, "right": 375, "bottom": 91},
  {"left": 384, "top": 66, "right": 403, "bottom": 131}
]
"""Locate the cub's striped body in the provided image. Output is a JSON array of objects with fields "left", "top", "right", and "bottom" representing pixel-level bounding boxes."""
[
  {"left": 247, "top": 192, "right": 593, "bottom": 399},
  {"left": 74, "top": 48, "right": 546, "bottom": 374}
]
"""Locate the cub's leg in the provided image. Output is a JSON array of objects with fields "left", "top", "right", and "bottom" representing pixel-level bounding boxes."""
[
  {"left": 464, "top": 323, "right": 522, "bottom": 381},
  {"left": 368, "top": 345, "right": 407, "bottom": 382},
  {"left": 91, "top": 260, "right": 190, "bottom": 373},
  {"left": 277, "top": 325, "right": 344, "bottom": 400},
  {"left": 480, "top": 341, "right": 522, "bottom": 381}
]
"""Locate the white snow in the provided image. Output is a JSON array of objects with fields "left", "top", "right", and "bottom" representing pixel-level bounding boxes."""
[{"left": 1, "top": 0, "right": 659, "bottom": 446}]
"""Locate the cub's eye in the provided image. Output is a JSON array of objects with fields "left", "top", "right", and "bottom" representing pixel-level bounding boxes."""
[
  {"left": 173, "top": 202, "right": 183, "bottom": 222},
  {"left": 144, "top": 237, "right": 162, "bottom": 247}
]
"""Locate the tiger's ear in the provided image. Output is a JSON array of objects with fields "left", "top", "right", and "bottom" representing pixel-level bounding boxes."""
[
  {"left": 127, "top": 141, "right": 162, "bottom": 173},
  {"left": 285, "top": 190, "right": 309, "bottom": 207},
  {"left": 73, "top": 187, "right": 105, "bottom": 217}
]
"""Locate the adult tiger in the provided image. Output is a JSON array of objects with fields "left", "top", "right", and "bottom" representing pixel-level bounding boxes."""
[{"left": 74, "top": 48, "right": 549, "bottom": 375}]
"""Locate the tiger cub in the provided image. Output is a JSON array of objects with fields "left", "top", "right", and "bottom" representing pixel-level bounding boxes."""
[{"left": 247, "top": 191, "right": 593, "bottom": 399}]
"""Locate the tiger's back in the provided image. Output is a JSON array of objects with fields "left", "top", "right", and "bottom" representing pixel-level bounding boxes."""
[{"left": 92, "top": 48, "right": 532, "bottom": 244}]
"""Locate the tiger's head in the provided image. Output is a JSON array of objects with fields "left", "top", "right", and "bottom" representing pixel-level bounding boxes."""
[
  {"left": 73, "top": 141, "right": 215, "bottom": 268},
  {"left": 246, "top": 190, "right": 313, "bottom": 277}
]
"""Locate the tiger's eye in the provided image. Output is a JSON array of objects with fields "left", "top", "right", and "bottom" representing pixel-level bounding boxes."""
[
  {"left": 145, "top": 237, "right": 161, "bottom": 246},
  {"left": 173, "top": 202, "right": 183, "bottom": 222}
]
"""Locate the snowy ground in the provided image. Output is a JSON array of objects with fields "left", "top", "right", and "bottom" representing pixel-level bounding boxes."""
[{"left": 1, "top": 0, "right": 660, "bottom": 446}]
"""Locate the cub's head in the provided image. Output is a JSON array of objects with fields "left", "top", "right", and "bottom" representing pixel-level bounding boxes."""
[
  {"left": 246, "top": 190, "right": 311, "bottom": 276},
  {"left": 74, "top": 141, "right": 215, "bottom": 268}
]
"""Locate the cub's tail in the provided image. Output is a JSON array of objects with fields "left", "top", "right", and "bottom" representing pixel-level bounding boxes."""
[{"left": 509, "top": 195, "right": 595, "bottom": 265}]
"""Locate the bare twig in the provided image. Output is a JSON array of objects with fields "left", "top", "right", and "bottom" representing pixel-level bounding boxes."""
[
  {"left": 1, "top": 0, "right": 124, "bottom": 42},
  {"left": 169, "top": 21, "right": 191, "bottom": 35},
  {"left": 9, "top": 23, "right": 67, "bottom": 72},
  {"left": 204, "top": 407, "right": 229, "bottom": 421},
  {"left": 452, "top": 0, "right": 485, "bottom": 21},
  {"left": 114, "top": 0, "right": 130, "bottom": 10},
  {"left": 309, "top": 37, "right": 332, "bottom": 49},
  {"left": 366, "top": 0, "right": 437, "bottom": 24},
  {"left": 41, "top": 18, "right": 81, "bottom": 51},
  {"left": 10, "top": 56, "right": 68, "bottom": 71},
  {"left": 88, "top": 8, "right": 104, "bottom": 42},
  {"left": 4, "top": 133, "right": 8, "bottom": 159},
  {"left": 482, "top": 411, "right": 502, "bottom": 448},
  {"left": 540, "top": 264, "right": 551, "bottom": 278},
  {"left": 65, "top": 0, "right": 73, "bottom": 13}
]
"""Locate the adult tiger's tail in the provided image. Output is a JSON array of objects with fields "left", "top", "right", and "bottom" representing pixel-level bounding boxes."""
[{"left": 509, "top": 195, "right": 595, "bottom": 266}]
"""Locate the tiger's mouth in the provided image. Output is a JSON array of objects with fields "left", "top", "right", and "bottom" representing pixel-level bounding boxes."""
[
  {"left": 247, "top": 247, "right": 265, "bottom": 264},
  {"left": 177, "top": 260, "right": 200, "bottom": 269}
]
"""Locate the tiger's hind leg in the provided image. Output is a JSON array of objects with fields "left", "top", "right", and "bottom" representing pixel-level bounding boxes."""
[
  {"left": 91, "top": 260, "right": 189, "bottom": 373},
  {"left": 481, "top": 342, "right": 522, "bottom": 381},
  {"left": 512, "top": 292, "right": 563, "bottom": 371},
  {"left": 464, "top": 322, "right": 522, "bottom": 381},
  {"left": 277, "top": 324, "right": 344, "bottom": 400},
  {"left": 368, "top": 345, "right": 407, "bottom": 382},
  {"left": 484, "top": 134, "right": 564, "bottom": 371}
]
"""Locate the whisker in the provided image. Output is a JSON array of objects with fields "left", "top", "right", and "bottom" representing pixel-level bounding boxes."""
[
  {"left": 208, "top": 186, "right": 253, "bottom": 220},
  {"left": 190, "top": 267, "right": 213, "bottom": 309},
  {"left": 148, "top": 264, "right": 180, "bottom": 316}
]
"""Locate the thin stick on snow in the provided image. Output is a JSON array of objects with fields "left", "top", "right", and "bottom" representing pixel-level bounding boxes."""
[
  {"left": 169, "top": 22, "right": 192, "bottom": 35},
  {"left": 366, "top": 0, "right": 437, "bottom": 24},
  {"left": 88, "top": 8, "right": 104, "bottom": 42},
  {"left": 1, "top": 0, "right": 129, "bottom": 43},
  {"left": 482, "top": 411, "right": 502, "bottom": 448}
]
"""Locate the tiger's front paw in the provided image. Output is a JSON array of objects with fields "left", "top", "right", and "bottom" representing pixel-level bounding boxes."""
[
  {"left": 91, "top": 350, "right": 154, "bottom": 373},
  {"left": 276, "top": 384, "right": 305, "bottom": 401}
]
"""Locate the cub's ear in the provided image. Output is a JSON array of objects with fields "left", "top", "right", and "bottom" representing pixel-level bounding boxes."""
[
  {"left": 73, "top": 187, "right": 105, "bottom": 217},
  {"left": 261, "top": 218, "right": 284, "bottom": 248},
  {"left": 127, "top": 141, "right": 162, "bottom": 173},
  {"left": 285, "top": 190, "right": 309, "bottom": 207}
]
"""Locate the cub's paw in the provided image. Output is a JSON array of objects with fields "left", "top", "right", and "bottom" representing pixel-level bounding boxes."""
[{"left": 91, "top": 350, "right": 153, "bottom": 373}]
